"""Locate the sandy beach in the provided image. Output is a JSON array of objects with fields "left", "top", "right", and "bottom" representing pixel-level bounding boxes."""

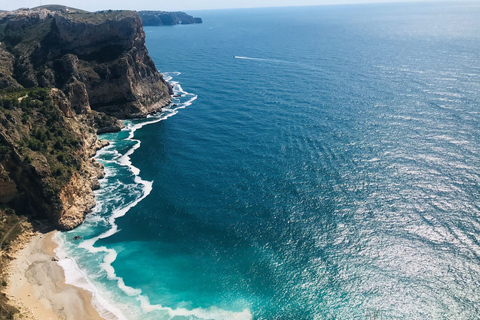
[{"left": 6, "top": 232, "right": 104, "bottom": 320}]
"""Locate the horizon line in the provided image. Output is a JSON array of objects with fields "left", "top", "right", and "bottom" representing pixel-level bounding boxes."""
[{"left": 1, "top": 0, "right": 468, "bottom": 13}]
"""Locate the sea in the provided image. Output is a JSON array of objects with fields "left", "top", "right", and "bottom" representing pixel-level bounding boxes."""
[{"left": 53, "top": 2, "right": 480, "bottom": 319}]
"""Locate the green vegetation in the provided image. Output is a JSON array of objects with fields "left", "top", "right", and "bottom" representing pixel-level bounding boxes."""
[
  {"left": 0, "top": 87, "right": 83, "bottom": 193},
  {"left": 0, "top": 16, "right": 53, "bottom": 52},
  {"left": 32, "top": 5, "right": 87, "bottom": 13},
  {"left": 61, "top": 10, "right": 136, "bottom": 24}
]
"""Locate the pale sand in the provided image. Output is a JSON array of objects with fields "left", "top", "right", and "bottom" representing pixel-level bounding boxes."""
[{"left": 7, "top": 231, "right": 105, "bottom": 320}]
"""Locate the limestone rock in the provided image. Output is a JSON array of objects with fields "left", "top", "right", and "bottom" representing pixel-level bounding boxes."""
[
  {"left": 50, "top": 88, "right": 75, "bottom": 118},
  {"left": 57, "top": 172, "right": 95, "bottom": 230},
  {"left": 0, "top": 8, "right": 171, "bottom": 230}
]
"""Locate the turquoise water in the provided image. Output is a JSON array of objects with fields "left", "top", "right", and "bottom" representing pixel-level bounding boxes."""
[{"left": 56, "top": 3, "right": 480, "bottom": 319}]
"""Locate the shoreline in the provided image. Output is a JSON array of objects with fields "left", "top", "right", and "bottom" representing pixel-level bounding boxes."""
[
  {"left": 6, "top": 231, "right": 105, "bottom": 320},
  {"left": 2, "top": 77, "right": 194, "bottom": 320}
]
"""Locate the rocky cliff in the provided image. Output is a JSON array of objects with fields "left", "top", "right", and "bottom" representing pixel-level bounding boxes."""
[
  {"left": 1, "top": 9, "right": 172, "bottom": 118},
  {"left": 0, "top": 8, "right": 173, "bottom": 229},
  {"left": 138, "top": 11, "right": 202, "bottom": 26}
]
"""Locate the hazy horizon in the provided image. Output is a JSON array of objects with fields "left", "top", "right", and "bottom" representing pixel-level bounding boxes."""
[{"left": 0, "top": 0, "right": 466, "bottom": 13}]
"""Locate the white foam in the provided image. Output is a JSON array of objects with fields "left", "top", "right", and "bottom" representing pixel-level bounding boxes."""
[
  {"left": 137, "top": 295, "right": 252, "bottom": 320},
  {"left": 55, "top": 72, "right": 250, "bottom": 319},
  {"left": 53, "top": 233, "right": 127, "bottom": 320}
]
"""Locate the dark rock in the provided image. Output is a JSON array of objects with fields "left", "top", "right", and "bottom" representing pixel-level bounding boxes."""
[
  {"left": 1, "top": 10, "right": 172, "bottom": 119},
  {"left": 0, "top": 8, "right": 171, "bottom": 230}
]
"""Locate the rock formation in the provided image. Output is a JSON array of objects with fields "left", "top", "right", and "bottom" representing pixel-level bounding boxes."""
[
  {"left": 1, "top": 8, "right": 173, "bottom": 118},
  {"left": 0, "top": 7, "right": 173, "bottom": 229}
]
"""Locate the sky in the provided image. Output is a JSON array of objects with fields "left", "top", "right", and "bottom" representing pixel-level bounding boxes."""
[{"left": 0, "top": 0, "right": 458, "bottom": 12}]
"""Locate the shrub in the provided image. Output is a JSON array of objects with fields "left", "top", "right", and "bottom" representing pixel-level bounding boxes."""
[
  {"left": 21, "top": 113, "right": 28, "bottom": 124},
  {"left": 0, "top": 146, "right": 11, "bottom": 160},
  {"left": 28, "top": 88, "right": 48, "bottom": 101},
  {"left": 2, "top": 99, "right": 12, "bottom": 109},
  {"left": 53, "top": 140, "right": 63, "bottom": 150},
  {"left": 28, "top": 138, "right": 42, "bottom": 151}
]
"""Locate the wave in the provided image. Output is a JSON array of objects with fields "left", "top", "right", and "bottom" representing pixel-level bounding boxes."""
[
  {"left": 54, "top": 72, "right": 252, "bottom": 320},
  {"left": 54, "top": 234, "right": 127, "bottom": 320}
]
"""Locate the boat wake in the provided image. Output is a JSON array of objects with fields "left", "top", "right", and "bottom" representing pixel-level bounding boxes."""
[{"left": 233, "top": 55, "right": 293, "bottom": 64}]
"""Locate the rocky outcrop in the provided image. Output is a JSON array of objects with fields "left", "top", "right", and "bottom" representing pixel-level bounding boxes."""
[
  {"left": 2, "top": 9, "right": 172, "bottom": 118},
  {"left": 0, "top": 8, "right": 170, "bottom": 229},
  {"left": 57, "top": 171, "right": 96, "bottom": 229},
  {"left": 0, "top": 47, "right": 22, "bottom": 89},
  {"left": 138, "top": 11, "right": 203, "bottom": 26},
  {"left": 0, "top": 87, "right": 112, "bottom": 230}
]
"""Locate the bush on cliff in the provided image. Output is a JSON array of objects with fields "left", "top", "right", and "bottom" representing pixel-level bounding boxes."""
[{"left": 0, "top": 87, "right": 83, "bottom": 195}]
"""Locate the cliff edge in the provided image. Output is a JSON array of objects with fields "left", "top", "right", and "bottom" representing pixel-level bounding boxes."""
[
  {"left": 0, "top": 8, "right": 173, "bottom": 229},
  {"left": 0, "top": 8, "right": 172, "bottom": 118}
]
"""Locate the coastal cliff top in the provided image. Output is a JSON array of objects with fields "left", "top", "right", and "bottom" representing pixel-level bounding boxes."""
[
  {"left": 0, "top": 6, "right": 138, "bottom": 24},
  {"left": 0, "top": 6, "right": 202, "bottom": 26}
]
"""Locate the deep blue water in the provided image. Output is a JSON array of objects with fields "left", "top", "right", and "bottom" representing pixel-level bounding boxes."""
[{"left": 56, "top": 2, "right": 480, "bottom": 319}]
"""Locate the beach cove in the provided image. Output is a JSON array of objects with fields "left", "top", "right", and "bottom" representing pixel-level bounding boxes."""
[{"left": 6, "top": 232, "right": 104, "bottom": 320}]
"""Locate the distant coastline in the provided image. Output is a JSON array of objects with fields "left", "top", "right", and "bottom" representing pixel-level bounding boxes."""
[{"left": 138, "top": 10, "right": 202, "bottom": 26}]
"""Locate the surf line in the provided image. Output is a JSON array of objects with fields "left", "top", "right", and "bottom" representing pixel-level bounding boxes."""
[
  {"left": 51, "top": 72, "right": 197, "bottom": 318},
  {"left": 54, "top": 72, "right": 251, "bottom": 319}
]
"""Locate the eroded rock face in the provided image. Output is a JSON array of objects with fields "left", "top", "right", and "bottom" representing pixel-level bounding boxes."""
[
  {"left": 0, "top": 9, "right": 165, "bottom": 229},
  {"left": 57, "top": 172, "right": 95, "bottom": 229},
  {"left": 4, "top": 10, "right": 172, "bottom": 119},
  {"left": 0, "top": 47, "right": 21, "bottom": 90},
  {"left": 46, "top": 13, "right": 172, "bottom": 117},
  {"left": 50, "top": 88, "right": 75, "bottom": 118},
  {"left": 0, "top": 88, "right": 111, "bottom": 230}
]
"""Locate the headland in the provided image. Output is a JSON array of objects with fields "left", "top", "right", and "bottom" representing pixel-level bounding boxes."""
[{"left": 0, "top": 4, "right": 195, "bottom": 319}]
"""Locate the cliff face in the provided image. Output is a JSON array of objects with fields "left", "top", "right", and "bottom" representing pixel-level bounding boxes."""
[
  {"left": 0, "top": 88, "right": 109, "bottom": 229},
  {"left": 0, "top": 9, "right": 172, "bottom": 229},
  {"left": 1, "top": 10, "right": 172, "bottom": 118}
]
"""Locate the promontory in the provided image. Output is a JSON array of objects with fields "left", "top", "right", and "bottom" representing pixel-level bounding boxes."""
[{"left": 0, "top": 6, "right": 173, "bottom": 231}]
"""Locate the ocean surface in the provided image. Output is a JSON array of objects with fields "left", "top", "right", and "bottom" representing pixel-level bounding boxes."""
[{"left": 54, "top": 2, "right": 480, "bottom": 319}]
